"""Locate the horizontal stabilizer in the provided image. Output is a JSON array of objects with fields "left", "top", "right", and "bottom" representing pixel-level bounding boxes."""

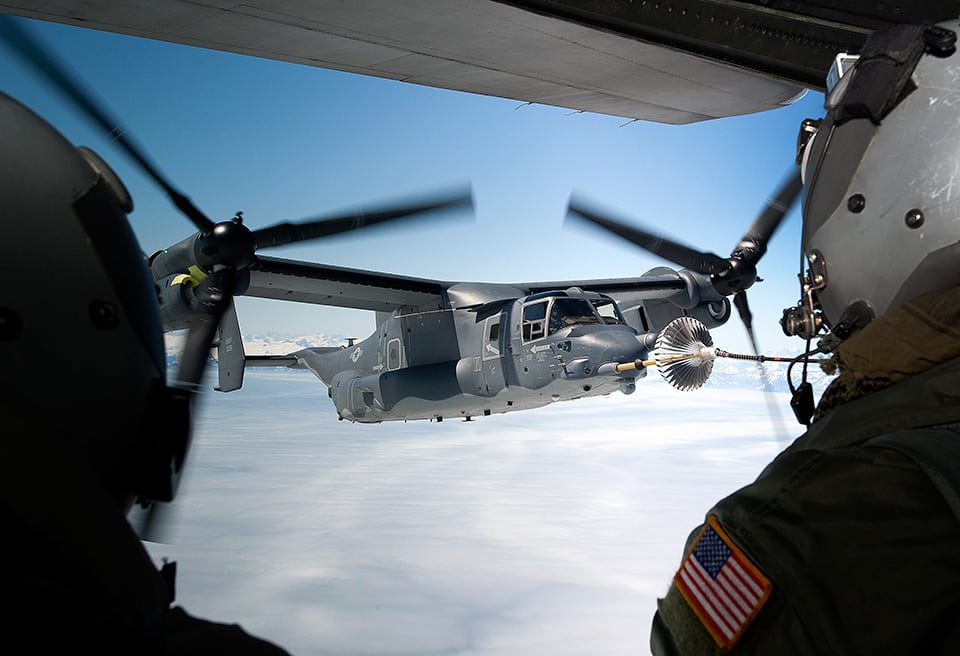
[
  {"left": 245, "top": 355, "right": 303, "bottom": 368},
  {"left": 245, "top": 347, "right": 343, "bottom": 369}
]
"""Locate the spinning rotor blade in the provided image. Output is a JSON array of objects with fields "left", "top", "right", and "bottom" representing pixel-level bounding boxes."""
[
  {"left": 253, "top": 188, "right": 473, "bottom": 250},
  {"left": 0, "top": 15, "right": 215, "bottom": 233},
  {"left": 566, "top": 168, "right": 802, "bottom": 346},
  {"left": 148, "top": 185, "right": 474, "bottom": 284},
  {"left": 566, "top": 168, "right": 801, "bottom": 292},
  {"left": 732, "top": 168, "right": 804, "bottom": 270},
  {"left": 565, "top": 200, "right": 730, "bottom": 274},
  {"left": 733, "top": 290, "right": 759, "bottom": 355},
  {"left": 728, "top": 172, "right": 801, "bottom": 445}
]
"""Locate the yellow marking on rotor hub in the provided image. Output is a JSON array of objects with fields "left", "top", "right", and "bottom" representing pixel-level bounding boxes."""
[{"left": 171, "top": 265, "right": 208, "bottom": 288}]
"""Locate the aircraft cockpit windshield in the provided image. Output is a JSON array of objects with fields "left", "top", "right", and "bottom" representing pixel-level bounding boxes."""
[
  {"left": 591, "top": 298, "right": 624, "bottom": 325},
  {"left": 521, "top": 293, "right": 625, "bottom": 342}
]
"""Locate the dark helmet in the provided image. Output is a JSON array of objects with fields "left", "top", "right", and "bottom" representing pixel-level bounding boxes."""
[{"left": 0, "top": 91, "right": 189, "bottom": 512}]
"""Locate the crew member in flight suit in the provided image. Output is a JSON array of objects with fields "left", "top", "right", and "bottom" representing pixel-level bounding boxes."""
[
  {"left": 0, "top": 87, "right": 292, "bottom": 654},
  {"left": 650, "top": 21, "right": 960, "bottom": 655}
]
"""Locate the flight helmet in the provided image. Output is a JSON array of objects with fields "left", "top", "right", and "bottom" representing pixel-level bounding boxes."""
[
  {"left": 791, "top": 21, "right": 960, "bottom": 340},
  {"left": 0, "top": 92, "right": 189, "bottom": 512}
]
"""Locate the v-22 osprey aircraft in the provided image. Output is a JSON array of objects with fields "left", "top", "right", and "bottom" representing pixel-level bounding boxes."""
[
  {"left": 240, "top": 276, "right": 717, "bottom": 423},
  {"left": 153, "top": 168, "right": 800, "bottom": 424}
]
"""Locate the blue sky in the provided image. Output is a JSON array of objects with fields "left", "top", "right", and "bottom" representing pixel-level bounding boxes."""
[{"left": 2, "top": 15, "right": 826, "bottom": 356}]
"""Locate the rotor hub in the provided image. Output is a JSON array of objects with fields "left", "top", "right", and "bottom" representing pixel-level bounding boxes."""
[{"left": 197, "top": 219, "right": 256, "bottom": 271}]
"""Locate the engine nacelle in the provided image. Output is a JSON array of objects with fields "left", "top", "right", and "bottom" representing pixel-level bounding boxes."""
[
  {"left": 155, "top": 272, "right": 200, "bottom": 331},
  {"left": 154, "top": 268, "right": 251, "bottom": 332}
]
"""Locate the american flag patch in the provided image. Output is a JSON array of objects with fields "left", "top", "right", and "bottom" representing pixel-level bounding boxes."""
[{"left": 674, "top": 516, "right": 772, "bottom": 650}]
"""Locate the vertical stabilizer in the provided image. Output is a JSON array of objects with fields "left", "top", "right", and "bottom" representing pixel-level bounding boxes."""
[{"left": 215, "top": 300, "right": 245, "bottom": 392}]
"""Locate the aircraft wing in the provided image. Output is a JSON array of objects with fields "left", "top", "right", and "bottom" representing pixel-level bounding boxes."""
[
  {"left": 8, "top": 1, "right": 954, "bottom": 125},
  {"left": 247, "top": 255, "right": 708, "bottom": 314},
  {"left": 524, "top": 273, "right": 690, "bottom": 298},
  {"left": 246, "top": 255, "right": 448, "bottom": 313}
]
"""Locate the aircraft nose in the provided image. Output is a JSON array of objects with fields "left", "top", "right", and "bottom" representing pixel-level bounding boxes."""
[
  {"left": 560, "top": 327, "right": 648, "bottom": 379},
  {"left": 594, "top": 328, "right": 649, "bottom": 363}
]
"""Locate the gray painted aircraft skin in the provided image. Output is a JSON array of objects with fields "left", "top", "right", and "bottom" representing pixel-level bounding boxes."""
[
  {"left": 293, "top": 286, "right": 691, "bottom": 423},
  {"left": 293, "top": 300, "right": 644, "bottom": 423},
  {"left": 154, "top": 248, "right": 730, "bottom": 423}
]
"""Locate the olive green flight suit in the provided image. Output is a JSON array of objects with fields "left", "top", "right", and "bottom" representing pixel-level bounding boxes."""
[{"left": 652, "top": 288, "right": 960, "bottom": 655}]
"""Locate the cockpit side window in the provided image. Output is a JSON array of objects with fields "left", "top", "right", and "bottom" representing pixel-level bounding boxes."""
[
  {"left": 592, "top": 298, "right": 625, "bottom": 325},
  {"left": 547, "top": 298, "right": 600, "bottom": 335},
  {"left": 522, "top": 300, "right": 548, "bottom": 341}
]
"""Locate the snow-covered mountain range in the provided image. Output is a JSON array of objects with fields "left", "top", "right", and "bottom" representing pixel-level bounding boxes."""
[{"left": 164, "top": 330, "right": 345, "bottom": 367}]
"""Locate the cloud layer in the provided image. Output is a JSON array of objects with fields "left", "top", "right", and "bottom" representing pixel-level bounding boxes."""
[{"left": 147, "top": 371, "right": 794, "bottom": 655}]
